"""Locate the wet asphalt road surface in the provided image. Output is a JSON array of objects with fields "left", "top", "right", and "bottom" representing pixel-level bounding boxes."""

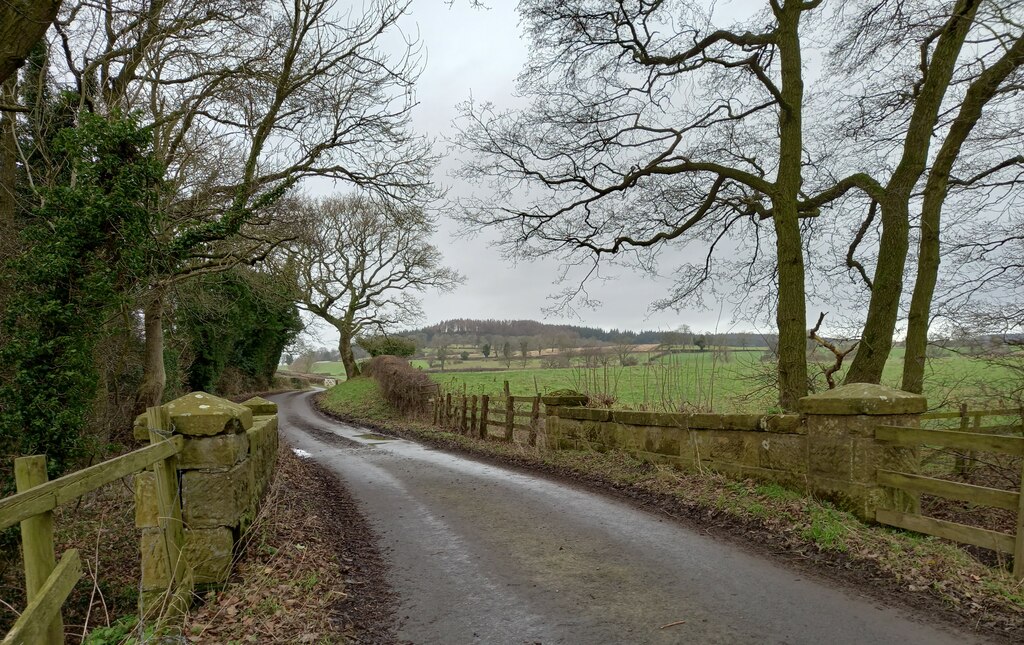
[{"left": 270, "top": 390, "right": 982, "bottom": 645}]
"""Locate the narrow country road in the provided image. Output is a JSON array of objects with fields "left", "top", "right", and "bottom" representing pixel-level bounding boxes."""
[{"left": 270, "top": 390, "right": 982, "bottom": 645}]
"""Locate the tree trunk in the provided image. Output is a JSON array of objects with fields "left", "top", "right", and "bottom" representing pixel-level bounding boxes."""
[
  {"left": 845, "top": 199, "right": 909, "bottom": 384},
  {"left": 0, "top": 2, "right": 61, "bottom": 86},
  {"left": 339, "top": 331, "right": 360, "bottom": 379},
  {"left": 139, "top": 288, "right": 167, "bottom": 407},
  {"left": 772, "top": 4, "right": 808, "bottom": 411},
  {"left": 0, "top": 76, "right": 16, "bottom": 233},
  {"left": 846, "top": 0, "right": 981, "bottom": 386},
  {"left": 902, "top": 36, "right": 1024, "bottom": 393}
]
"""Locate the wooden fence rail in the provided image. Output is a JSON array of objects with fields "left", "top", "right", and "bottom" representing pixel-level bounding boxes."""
[
  {"left": 0, "top": 407, "right": 186, "bottom": 645},
  {"left": 875, "top": 422, "right": 1024, "bottom": 579},
  {"left": 431, "top": 384, "right": 544, "bottom": 447}
]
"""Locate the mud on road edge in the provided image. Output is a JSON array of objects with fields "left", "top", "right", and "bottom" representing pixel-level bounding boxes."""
[
  {"left": 186, "top": 435, "right": 402, "bottom": 644},
  {"left": 312, "top": 394, "right": 1023, "bottom": 645},
  {"left": 296, "top": 444, "right": 403, "bottom": 644}
]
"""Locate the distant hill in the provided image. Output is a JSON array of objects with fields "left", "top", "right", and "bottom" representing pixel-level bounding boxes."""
[{"left": 401, "top": 318, "right": 775, "bottom": 349}]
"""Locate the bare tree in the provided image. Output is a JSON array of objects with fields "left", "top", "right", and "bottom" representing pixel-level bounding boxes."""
[
  {"left": 900, "top": 5, "right": 1024, "bottom": 392},
  {"left": 455, "top": 0, "right": 1024, "bottom": 406},
  {"left": 455, "top": 0, "right": 822, "bottom": 409},
  {"left": 44, "top": 0, "right": 436, "bottom": 404},
  {"left": 284, "top": 194, "right": 462, "bottom": 379}
]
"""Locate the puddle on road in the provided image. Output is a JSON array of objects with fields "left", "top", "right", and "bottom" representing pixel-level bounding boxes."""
[
  {"left": 292, "top": 448, "right": 314, "bottom": 458},
  {"left": 356, "top": 433, "right": 394, "bottom": 442}
]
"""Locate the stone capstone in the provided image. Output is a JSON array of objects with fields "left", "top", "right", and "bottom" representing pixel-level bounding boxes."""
[
  {"left": 164, "top": 391, "right": 253, "bottom": 436},
  {"left": 798, "top": 383, "right": 927, "bottom": 416},
  {"left": 241, "top": 396, "right": 278, "bottom": 416}
]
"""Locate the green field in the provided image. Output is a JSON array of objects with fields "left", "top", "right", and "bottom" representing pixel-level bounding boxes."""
[
  {"left": 425, "top": 349, "right": 1020, "bottom": 413},
  {"left": 307, "top": 348, "right": 1021, "bottom": 413}
]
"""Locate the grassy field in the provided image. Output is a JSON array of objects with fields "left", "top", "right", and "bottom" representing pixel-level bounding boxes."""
[
  {"left": 307, "top": 348, "right": 1021, "bottom": 413},
  {"left": 427, "top": 349, "right": 1019, "bottom": 413}
]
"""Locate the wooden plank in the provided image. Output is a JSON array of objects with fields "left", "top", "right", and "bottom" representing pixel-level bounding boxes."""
[
  {"left": 148, "top": 407, "right": 189, "bottom": 620},
  {"left": 1, "top": 549, "right": 81, "bottom": 645},
  {"left": 0, "top": 436, "right": 184, "bottom": 531},
  {"left": 512, "top": 411, "right": 534, "bottom": 420},
  {"left": 479, "top": 395, "right": 489, "bottom": 439},
  {"left": 968, "top": 424, "right": 1024, "bottom": 434},
  {"left": 529, "top": 396, "right": 540, "bottom": 447},
  {"left": 470, "top": 395, "right": 478, "bottom": 437},
  {"left": 1014, "top": 458, "right": 1024, "bottom": 580},
  {"left": 875, "top": 426, "right": 1024, "bottom": 456},
  {"left": 14, "top": 457, "right": 62, "bottom": 644},
  {"left": 876, "top": 470, "right": 1019, "bottom": 510},
  {"left": 922, "top": 408, "right": 1021, "bottom": 420},
  {"left": 875, "top": 509, "right": 1015, "bottom": 553},
  {"left": 505, "top": 396, "right": 515, "bottom": 441}
]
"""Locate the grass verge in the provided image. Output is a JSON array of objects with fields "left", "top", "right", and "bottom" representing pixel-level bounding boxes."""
[{"left": 319, "top": 377, "right": 1024, "bottom": 643}]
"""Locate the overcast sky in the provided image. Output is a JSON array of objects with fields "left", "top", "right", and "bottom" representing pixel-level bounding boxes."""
[{"left": 306, "top": 1, "right": 769, "bottom": 345}]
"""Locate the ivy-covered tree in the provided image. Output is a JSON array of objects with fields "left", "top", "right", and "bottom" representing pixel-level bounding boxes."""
[
  {"left": 0, "top": 112, "right": 160, "bottom": 487},
  {"left": 174, "top": 268, "right": 302, "bottom": 394}
]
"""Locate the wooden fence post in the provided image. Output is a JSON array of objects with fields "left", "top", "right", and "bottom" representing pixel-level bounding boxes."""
[
  {"left": 14, "top": 455, "right": 63, "bottom": 645},
  {"left": 147, "top": 406, "right": 189, "bottom": 619},
  {"left": 460, "top": 396, "right": 468, "bottom": 434},
  {"left": 445, "top": 393, "right": 452, "bottom": 428},
  {"left": 470, "top": 395, "right": 478, "bottom": 436},
  {"left": 480, "top": 395, "right": 489, "bottom": 439},
  {"left": 956, "top": 403, "right": 969, "bottom": 478},
  {"left": 505, "top": 395, "right": 515, "bottom": 442},
  {"left": 432, "top": 396, "right": 439, "bottom": 425},
  {"left": 529, "top": 395, "right": 541, "bottom": 447},
  {"left": 1015, "top": 457, "right": 1024, "bottom": 580}
]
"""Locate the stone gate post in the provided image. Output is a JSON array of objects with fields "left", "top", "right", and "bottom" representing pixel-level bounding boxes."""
[
  {"left": 135, "top": 392, "right": 278, "bottom": 612},
  {"left": 799, "top": 383, "right": 923, "bottom": 521}
]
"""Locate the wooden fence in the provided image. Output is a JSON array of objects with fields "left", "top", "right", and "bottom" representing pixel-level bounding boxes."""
[
  {"left": 874, "top": 419, "right": 1024, "bottom": 580},
  {"left": 432, "top": 390, "right": 543, "bottom": 446},
  {"left": 0, "top": 408, "right": 187, "bottom": 645}
]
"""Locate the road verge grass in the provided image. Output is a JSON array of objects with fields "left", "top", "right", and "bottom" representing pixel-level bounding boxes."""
[{"left": 319, "top": 377, "right": 1024, "bottom": 642}]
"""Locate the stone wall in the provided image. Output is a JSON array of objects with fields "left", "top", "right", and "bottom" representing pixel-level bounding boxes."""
[
  {"left": 543, "top": 383, "right": 925, "bottom": 520},
  {"left": 546, "top": 407, "right": 807, "bottom": 488},
  {"left": 134, "top": 392, "right": 279, "bottom": 608}
]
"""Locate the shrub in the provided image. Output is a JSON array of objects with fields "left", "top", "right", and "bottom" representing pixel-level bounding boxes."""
[
  {"left": 357, "top": 335, "right": 417, "bottom": 358},
  {"left": 541, "top": 354, "right": 570, "bottom": 368},
  {"left": 363, "top": 355, "right": 434, "bottom": 415}
]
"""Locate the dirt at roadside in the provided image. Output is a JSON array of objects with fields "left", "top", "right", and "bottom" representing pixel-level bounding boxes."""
[{"left": 185, "top": 440, "right": 399, "bottom": 644}]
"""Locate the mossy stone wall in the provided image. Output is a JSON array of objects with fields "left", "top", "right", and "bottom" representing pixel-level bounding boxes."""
[
  {"left": 544, "top": 383, "right": 924, "bottom": 520},
  {"left": 134, "top": 392, "right": 279, "bottom": 609}
]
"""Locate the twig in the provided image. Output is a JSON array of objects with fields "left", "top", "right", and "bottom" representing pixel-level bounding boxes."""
[
  {"left": 809, "top": 312, "right": 859, "bottom": 389},
  {"left": 660, "top": 620, "right": 687, "bottom": 629}
]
